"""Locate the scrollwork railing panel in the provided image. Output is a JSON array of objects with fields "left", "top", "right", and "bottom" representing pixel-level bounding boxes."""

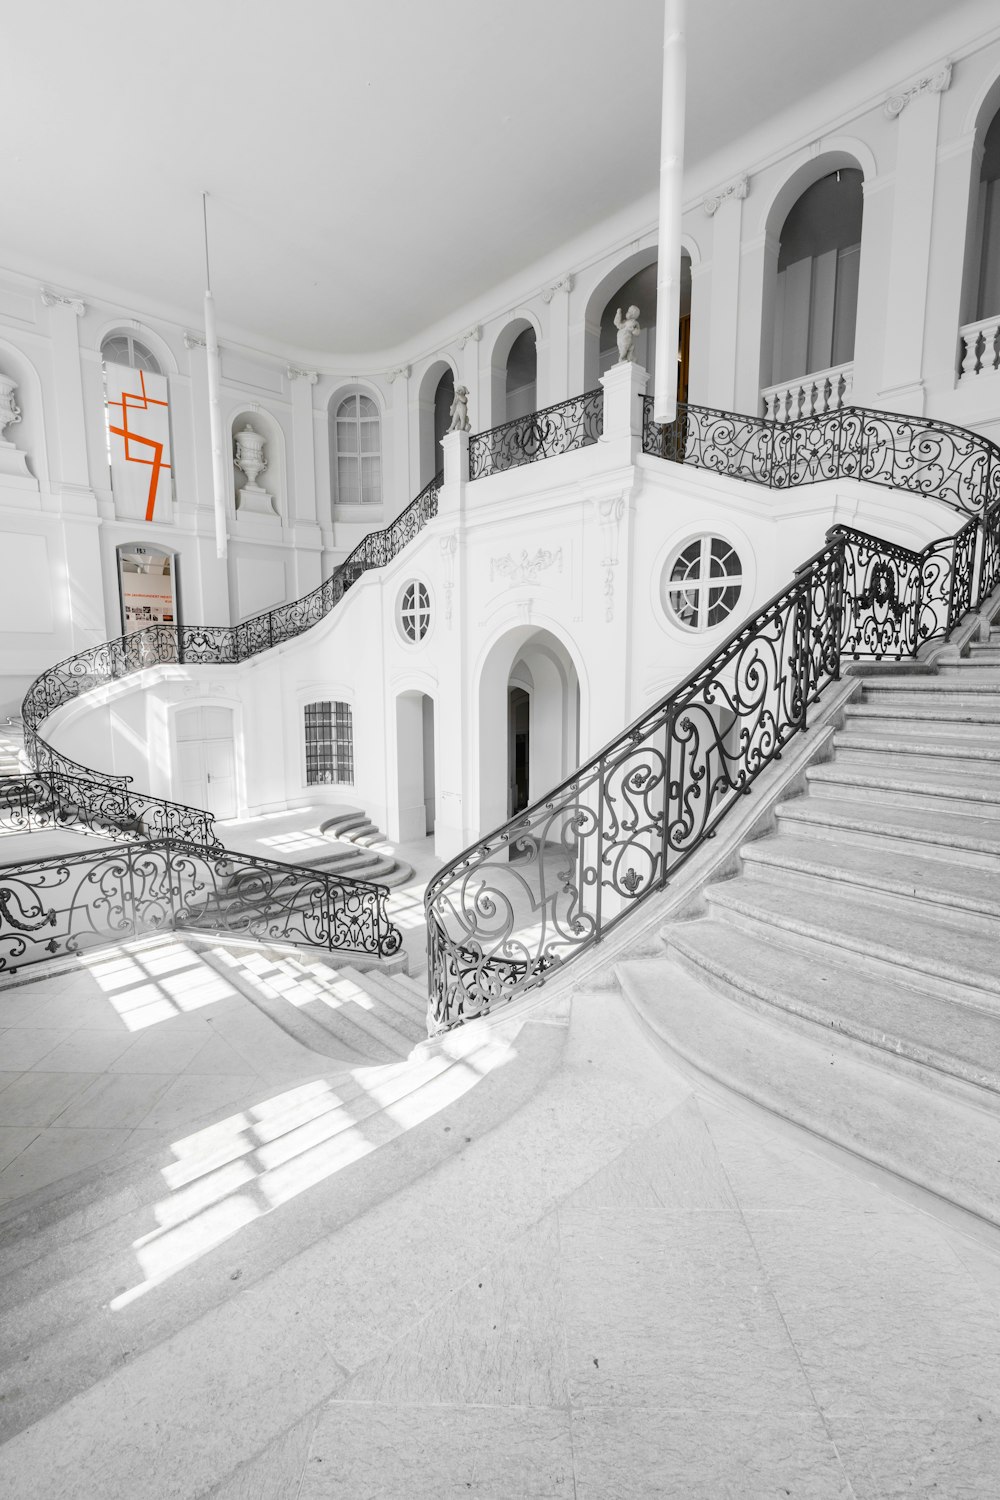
[{"left": 469, "top": 390, "right": 603, "bottom": 480}]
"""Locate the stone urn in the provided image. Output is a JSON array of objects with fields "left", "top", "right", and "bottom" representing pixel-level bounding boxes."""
[
  {"left": 0, "top": 375, "right": 22, "bottom": 443},
  {"left": 234, "top": 422, "right": 266, "bottom": 486}
]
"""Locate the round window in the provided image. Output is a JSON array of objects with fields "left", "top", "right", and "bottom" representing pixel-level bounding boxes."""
[
  {"left": 399, "top": 581, "right": 431, "bottom": 642},
  {"left": 664, "top": 536, "right": 744, "bottom": 631}
]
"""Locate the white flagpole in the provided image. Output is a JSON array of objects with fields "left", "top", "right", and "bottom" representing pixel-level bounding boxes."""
[
  {"left": 653, "top": 0, "right": 686, "bottom": 425},
  {"left": 202, "top": 193, "right": 228, "bottom": 560}
]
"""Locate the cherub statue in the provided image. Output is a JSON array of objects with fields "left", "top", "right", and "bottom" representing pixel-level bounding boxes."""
[
  {"left": 614, "top": 305, "right": 641, "bottom": 363},
  {"left": 448, "top": 385, "right": 471, "bottom": 433}
]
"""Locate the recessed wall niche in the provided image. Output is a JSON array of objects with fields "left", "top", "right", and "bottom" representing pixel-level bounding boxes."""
[{"left": 231, "top": 407, "right": 285, "bottom": 522}]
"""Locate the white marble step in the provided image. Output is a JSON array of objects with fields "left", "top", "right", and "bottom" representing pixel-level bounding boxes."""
[
  {"left": 775, "top": 790, "right": 1000, "bottom": 866},
  {"left": 617, "top": 957, "right": 1000, "bottom": 1228}
]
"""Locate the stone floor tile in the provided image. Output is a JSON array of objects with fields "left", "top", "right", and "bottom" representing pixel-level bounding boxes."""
[
  {"left": 566, "top": 1095, "right": 737, "bottom": 1212},
  {"left": 28, "top": 1028, "right": 137, "bottom": 1073},
  {"left": 744, "top": 1209, "right": 1000, "bottom": 1415},
  {"left": 559, "top": 1207, "right": 809, "bottom": 1415},
  {"left": 0, "top": 1126, "right": 40, "bottom": 1172},
  {"left": 301, "top": 1402, "right": 574, "bottom": 1497},
  {"left": 207, "top": 1411, "right": 319, "bottom": 1500},
  {"left": 343, "top": 1214, "right": 566, "bottom": 1407},
  {"left": 184, "top": 1035, "right": 267, "bottom": 1076},
  {"left": 137, "top": 1072, "right": 262, "bottom": 1131},
  {"left": 108, "top": 1027, "right": 216, "bottom": 1074},
  {"left": 53, "top": 1071, "right": 176, "bottom": 1129},
  {"left": 0, "top": 1071, "right": 97, "bottom": 1127},
  {"left": 827, "top": 1400, "right": 1000, "bottom": 1499},
  {"left": 571, "top": 1405, "right": 854, "bottom": 1499},
  {"left": 0, "top": 1126, "right": 132, "bottom": 1202},
  {"left": 0, "top": 1027, "right": 73, "bottom": 1071}
]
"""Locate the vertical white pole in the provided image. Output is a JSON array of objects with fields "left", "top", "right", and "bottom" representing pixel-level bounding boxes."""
[
  {"left": 653, "top": 0, "right": 686, "bottom": 425},
  {"left": 202, "top": 194, "right": 228, "bottom": 560}
]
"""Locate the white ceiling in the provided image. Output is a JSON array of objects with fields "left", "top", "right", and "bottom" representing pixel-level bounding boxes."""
[{"left": 1, "top": 0, "right": 993, "bottom": 358}]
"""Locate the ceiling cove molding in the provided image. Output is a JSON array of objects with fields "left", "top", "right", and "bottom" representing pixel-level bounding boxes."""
[
  {"left": 883, "top": 59, "right": 952, "bottom": 119},
  {"left": 703, "top": 174, "right": 749, "bottom": 218}
]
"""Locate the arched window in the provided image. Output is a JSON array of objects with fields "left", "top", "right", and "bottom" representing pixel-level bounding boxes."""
[
  {"left": 100, "top": 332, "right": 161, "bottom": 375},
  {"left": 771, "top": 170, "right": 863, "bottom": 390},
  {"left": 304, "top": 701, "right": 354, "bottom": 785},
  {"left": 334, "top": 393, "right": 381, "bottom": 505},
  {"left": 976, "top": 110, "right": 1000, "bottom": 322}
]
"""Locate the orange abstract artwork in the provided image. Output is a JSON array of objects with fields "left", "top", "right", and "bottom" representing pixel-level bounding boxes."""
[{"left": 107, "top": 370, "right": 171, "bottom": 521}]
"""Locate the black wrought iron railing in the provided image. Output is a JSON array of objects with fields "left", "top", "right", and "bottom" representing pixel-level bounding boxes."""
[
  {"left": 0, "top": 837, "right": 401, "bottom": 976},
  {"left": 469, "top": 389, "right": 603, "bottom": 480},
  {"left": 425, "top": 413, "right": 996, "bottom": 1029},
  {"left": 641, "top": 398, "right": 1000, "bottom": 517}
]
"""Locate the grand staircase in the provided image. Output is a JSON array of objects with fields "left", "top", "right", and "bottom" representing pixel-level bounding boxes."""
[{"left": 618, "top": 626, "right": 1000, "bottom": 1227}]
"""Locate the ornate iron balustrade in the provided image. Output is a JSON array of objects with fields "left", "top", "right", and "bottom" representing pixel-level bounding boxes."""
[
  {"left": 425, "top": 513, "right": 983, "bottom": 1031},
  {"left": 978, "top": 496, "right": 1000, "bottom": 607},
  {"left": 0, "top": 768, "right": 219, "bottom": 850},
  {"left": 469, "top": 389, "right": 603, "bottom": 480},
  {"left": 642, "top": 398, "right": 1000, "bottom": 517},
  {"left": 0, "top": 837, "right": 401, "bottom": 976}
]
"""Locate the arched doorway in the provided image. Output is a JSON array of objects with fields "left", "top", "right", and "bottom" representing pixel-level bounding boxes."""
[
  {"left": 765, "top": 166, "right": 864, "bottom": 418},
  {"left": 477, "top": 626, "right": 581, "bottom": 837},
  {"left": 393, "top": 690, "right": 436, "bottom": 843},
  {"left": 417, "top": 362, "right": 456, "bottom": 487}
]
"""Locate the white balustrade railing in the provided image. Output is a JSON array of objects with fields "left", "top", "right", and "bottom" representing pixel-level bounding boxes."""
[
  {"left": 958, "top": 316, "right": 1000, "bottom": 379},
  {"left": 762, "top": 362, "right": 854, "bottom": 423}
]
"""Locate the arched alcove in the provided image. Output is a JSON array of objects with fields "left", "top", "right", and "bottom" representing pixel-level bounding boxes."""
[
  {"left": 230, "top": 407, "right": 285, "bottom": 521},
  {"left": 393, "top": 688, "right": 436, "bottom": 842},
  {"left": 417, "top": 359, "right": 456, "bottom": 487},
  {"left": 959, "top": 97, "right": 1000, "bottom": 374},
  {"left": 488, "top": 316, "right": 538, "bottom": 426},
  {"left": 0, "top": 336, "right": 47, "bottom": 491},
  {"left": 761, "top": 151, "right": 866, "bottom": 417},
  {"left": 582, "top": 247, "right": 692, "bottom": 398}
]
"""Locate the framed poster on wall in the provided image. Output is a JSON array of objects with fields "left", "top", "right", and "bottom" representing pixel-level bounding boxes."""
[{"left": 117, "top": 544, "right": 180, "bottom": 635}]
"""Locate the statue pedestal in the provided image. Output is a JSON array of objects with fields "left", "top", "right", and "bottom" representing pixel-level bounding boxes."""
[
  {"left": 237, "top": 484, "right": 280, "bottom": 520},
  {"left": 0, "top": 439, "right": 34, "bottom": 485}
]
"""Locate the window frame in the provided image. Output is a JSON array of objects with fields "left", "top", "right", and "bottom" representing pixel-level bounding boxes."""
[
  {"left": 663, "top": 535, "right": 745, "bottom": 633},
  {"left": 333, "top": 391, "right": 382, "bottom": 507},
  {"left": 303, "top": 699, "right": 354, "bottom": 786}
]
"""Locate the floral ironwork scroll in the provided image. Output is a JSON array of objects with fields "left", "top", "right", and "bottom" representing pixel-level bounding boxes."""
[{"left": 469, "top": 390, "right": 603, "bottom": 479}]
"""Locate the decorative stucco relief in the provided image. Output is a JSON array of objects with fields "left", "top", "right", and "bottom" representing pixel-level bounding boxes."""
[{"left": 490, "top": 547, "right": 563, "bottom": 586}]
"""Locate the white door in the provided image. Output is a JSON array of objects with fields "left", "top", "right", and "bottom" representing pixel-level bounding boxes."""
[{"left": 174, "top": 706, "right": 238, "bottom": 819}]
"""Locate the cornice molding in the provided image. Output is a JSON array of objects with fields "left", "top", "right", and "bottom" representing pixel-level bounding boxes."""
[
  {"left": 40, "top": 287, "right": 85, "bottom": 316},
  {"left": 540, "top": 274, "right": 574, "bottom": 304},
  {"left": 703, "top": 174, "right": 749, "bottom": 217},
  {"left": 883, "top": 59, "right": 952, "bottom": 119}
]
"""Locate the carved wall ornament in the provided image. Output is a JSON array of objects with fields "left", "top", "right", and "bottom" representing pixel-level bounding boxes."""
[
  {"left": 0, "top": 375, "right": 22, "bottom": 442},
  {"left": 385, "top": 365, "right": 411, "bottom": 384},
  {"left": 703, "top": 174, "right": 749, "bottom": 217},
  {"left": 541, "top": 274, "right": 575, "bottom": 303},
  {"left": 883, "top": 60, "right": 952, "bottom": 118},
  {"left": 490, "top": 546, "right": 563, "bottom": 586},
  {"left": 456, "top": 325, "right": 482, "bottom": 350},
  {"left": 594, "top": 494, "right": 627, "bottom": 624},
  {"left": 439, "top": 533, "right": 458, "bottom": 627},
  {"left": 286, "top": 365, "right": 318, "bottom": 384},
  {"left": 183, "top": 331, "right": 207, "bottom": 350},
  {"left": 40, "top": 288, "right": 85, "bottom": 316}
]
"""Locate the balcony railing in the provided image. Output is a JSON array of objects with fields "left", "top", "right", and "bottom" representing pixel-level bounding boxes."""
[
  {"left": 468, "top": 389, "right": 603, "bottom": 479},
  {"left": 761, "top": 362, "right": 854, "bottom": 422},
  {"left": 958, "top": 316, "right": 1000, "bottom": 379}
]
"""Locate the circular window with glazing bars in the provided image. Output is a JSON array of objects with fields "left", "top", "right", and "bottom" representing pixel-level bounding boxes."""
[
  {"left": 399, "top": 580, "right": 431, "bottom": 642},
  {"left": 664, "top": 536, "right": 744, "bottom": 631}
]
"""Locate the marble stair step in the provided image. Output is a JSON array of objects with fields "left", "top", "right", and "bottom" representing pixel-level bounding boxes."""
[
  {"left": 318, "top": 812, "right": 368, "bottom": 836},
  {"left": 739, "top": 828, "right": 1000, "bottom": 923},
  {"left": 704, "top": 874, "right": 1000, "bottom": 1010},
  {"left": 617, "top": 956, "right": 1000, "bottom": 1229},
  {"left": 832, "top": 728, "right": 1000, "bottom": 761},
  {"left": 664, "top": 916, "right": 1000, "bottom": 1097},
  {"left": 294, "top": 973, "right": 418, "bottom": 1061},
  {"left": 336, "top": 966, "right": 427, "bottom": 1044},
  {"left": 858, "top": 678, "right": 1000, "bottom": 707},
  {"left": 806, "top": 756, "right": 1000, "bottom": 814},
  {"left": 844, "top": 700, "right": 1000, "bottom": 726},
  {"left": 774, "top": 792, "right": 1000, "bottom": 869}
]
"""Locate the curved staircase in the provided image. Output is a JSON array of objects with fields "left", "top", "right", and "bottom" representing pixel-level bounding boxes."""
[
  {"left": 304, "top": 811, "right": 415, "bottom": 887},
  {"left": 618, "top": 625, "right": 1000, "bottom": 1228}
]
